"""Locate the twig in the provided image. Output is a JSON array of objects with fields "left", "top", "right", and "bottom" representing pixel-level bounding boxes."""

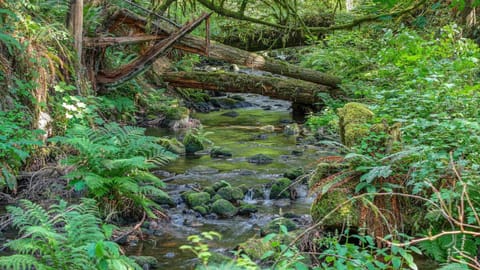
[{"left": 113, "top": 211, "right": 146, "bottom": 242}]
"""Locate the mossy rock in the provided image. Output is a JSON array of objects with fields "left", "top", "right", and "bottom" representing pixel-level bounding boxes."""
[
  {"left": 238, "top": 203, "right": 258, "bottom": 216},
  {"left": 203, "top": 186, "right": 216, "bottom": 196},
  {"left": 310, "top": 189, "right": 359, "bottom": 228},
  {"left": 337, "top": 102, "right": 374, "bottom": 147},
  {"left": 283, "top": 167, "right": 304, "bottom": 180},
  {"left": 308, "top": 162, "right": 346, "bottom": 188},
  {"left": 237, "top": 184, "right": 249, "bottom": 194},
  {"left": 238, "top": 238, "right": 272, "bottom": 260},
  {"left": 129, "top": 256, "right": 158, "bottom": 269},
  {"left": 270, "top": 178, "right": 292, "bottom": 199},
  {"left": 217, "top": 186, "right": 244, "bottom": 201},
  {"left": 211, "top": 199, "right": 238, "bottom": 217},
  {"left": 212, "top": 180, "right": 230, "bottom": 191},
  {"left": 185, "top": 192, "right": 211, "bottom": 208},
  {"left": 159, "top": 138, "right": 185, "bottom": 155},
  {"left": 151, "top": 192, "right": 175, "bottom": 207},
  {"left": 183, "top": 132, "right": 204, "bottom": 154},
  {"left": 260, "top": 218, "right": 297, "bottom": 236},
  {"left": 211, "top": 194, "right": 223, "bottom": 203},
  {"left": 210, "top": 146, "right": 233, "bottom": 158},
  {"left": 193, "top": 205, "right": 208, "bottom": 215}
]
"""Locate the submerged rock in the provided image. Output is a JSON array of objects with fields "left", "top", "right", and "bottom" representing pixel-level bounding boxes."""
[
  {"left": 247, "top": 154, "right": 274, "bottom": 164},
  {"left": 220, "top": 111, "right": 239, "bottom": 118},
  {"left": 211, "top": 199, "right": 237, "bottom": 217},
  {"left": 210, "top": 147, "right": 233, "bottom": 158},
  {"left": 187, "top": 165, "right": 219, "bottom": 175}
]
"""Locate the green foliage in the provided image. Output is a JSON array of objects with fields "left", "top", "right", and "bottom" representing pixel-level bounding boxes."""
[
  {"left": 318, "top": 233, "right": 420, "bottom": 270},
  {"left": 0, "top": 199, "right": 141, "bottom": 270},
  {"left": 50, "top": 123, "right": 177, "bottom": 218},
  {"left": 0, "top": 111, "right": 43, "bottom": 191},
  {"left": 180, "top": 231, "right": 222, "bottom": 268}
]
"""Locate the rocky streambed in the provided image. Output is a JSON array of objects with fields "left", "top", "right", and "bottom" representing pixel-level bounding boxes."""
[{"left": 125, "top": 93, "right": 326, "bottom": 269}]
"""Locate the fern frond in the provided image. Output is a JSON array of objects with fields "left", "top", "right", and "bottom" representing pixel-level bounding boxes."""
[
  {"left": 0, "top": 254, "right": 51, "bottom": 270},
  {"left": 139, "top": 185, "right": 168, "bottom": 197}
]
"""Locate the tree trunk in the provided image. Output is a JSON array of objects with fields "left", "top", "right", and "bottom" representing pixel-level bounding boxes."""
[
  {"left": 68, "top": 0, "right": 84, "bottom": 94},
  {"left": 105, "top": 9, "right": 341, "bottom": 88},
  {"left": 160, "top": 71, "right": 343, "bottom": 104}
]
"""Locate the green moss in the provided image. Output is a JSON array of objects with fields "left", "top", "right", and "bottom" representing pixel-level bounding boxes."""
[
  {"left": 337, "top": 102, "right": 374, "bottom": 147},
  {"left": 203, "top": 186, "right": 216, "bottom": 195},
  {"left": 260, "top": 218, "right": 297, "bottom": 236},
  {"left": 185, "top": 192, "right": 211, "bottom": 208},
  {"left": 195, "top": 109, "right": 290, "bottom": 126},
  {"left": 283, "top": 167, "right": 304, "bottom": 180},
  {"left": 217, "top": 186, "right": 244, "bottom": 201},
  {"left": 129, "top": 256, "right": 158, "bottom": 268},
  {"left": 238, "top": 238, "right": 272, "bottom": 260},
  {"left": 193, "top": 205, "right": 208, "bottom": 215},
  {"left": 212, "top": 180, "right": 230, "bottom": 191},
  {"left": 211, "top": 199, "right": 237, "bottom": 217},
  {"left": 183, "top": 132, "right": 204, "bottom": 154},
  {"left": 270, "top": 178, "right": 292, "bottom": 199},
  {"left": 310, "top": 189, "right": 359, "bottom": 228},
  {"left": 238, "top": 203, "right": 258, "bottom": 216}
]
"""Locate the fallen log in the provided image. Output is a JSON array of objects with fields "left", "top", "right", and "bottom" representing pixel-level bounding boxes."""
[
  {"left": 97, "top": 12, "right": 211, "bottom": 85},
  {"left": 98, "top": 9, "right": 341, "bottom": 88},
  {"left": 160, "top": 71, "right": 343, "bottom": 104}
]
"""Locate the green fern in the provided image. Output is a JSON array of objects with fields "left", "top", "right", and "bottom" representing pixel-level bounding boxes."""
[
  {"left": 0, "top": 199, "right": 141, "bottom": 270},
  {"left": 50, "top": 123, "right": 176, "bottom": 218}
]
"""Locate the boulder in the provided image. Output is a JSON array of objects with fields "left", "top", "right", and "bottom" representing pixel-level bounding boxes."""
[
  {"left": 185, "top": 192, "right": 211, "bottom": 208},
  {"left": 238, "top": 203, "right": 258, "bottom": 216},
  {"left": 151, "top": 192, "right": 176, "bottom": 207},
  {"left": 270, "top": 178, "right": 292, "bottom": 199},
  {"left": 193, "top": 205, "right": 208, "bottom": 215},
  {"left": 183, "top": 132, "right": 204, "bottom": 154},
  {"left": 212, "top": 180, "right": 230, "bottom": 191},
  {"left": 310, "top": 189, "right": 359, "bottom": 228},
  {"left": 217, "top": 186, "right": 244, "bottom": 201},
  {"left": 211, "top": 199, "right": 238, "bottom": 217}
]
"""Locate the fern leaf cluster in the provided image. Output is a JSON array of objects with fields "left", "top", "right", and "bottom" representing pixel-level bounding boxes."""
[
  {"left": 50, "top": 123, "right": 177, "bottom": 218},
  {"left": 0, "top": 199, "right": 141, "bottom": 270}
]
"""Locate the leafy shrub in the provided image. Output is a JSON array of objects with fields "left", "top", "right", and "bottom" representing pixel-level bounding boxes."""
[
  {"left": 0, "top": 111, "right": 43, "bottom": 191},
  {"left": 0, "top": 199, "right": 141, "bottom": 270},
  {"left": 50, "top": 123, "right": 177, "bottom": 218}
]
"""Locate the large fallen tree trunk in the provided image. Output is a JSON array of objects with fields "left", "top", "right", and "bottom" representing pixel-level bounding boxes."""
[
  {"left": 98, "top": 9, "right": 341, "bottom": 88},
  {"left": 97, "top": 12, "right": 211, "bottom": 85},
  {"left": 160, "top": 71, "right": 343, "bottom": 104}
]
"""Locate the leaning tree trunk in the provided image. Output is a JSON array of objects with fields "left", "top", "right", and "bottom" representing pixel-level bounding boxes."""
[
  {"left": 160, "top": 71, "right": 342, "bottom": 104},
  {"left": 99, "top": 9, "right": 341, "bottom": 88},
  {"left": 68, "top": 0, "right": 84, "bottom": 94}
]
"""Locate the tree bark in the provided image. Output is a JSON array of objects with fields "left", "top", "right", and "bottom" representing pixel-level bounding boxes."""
[
  {"left": 97, "top": 13, "right": 211, "bottom": 86},
  {"left": 68, "top": 0, "right": 84, "bottom": 94},
  {"left": 160, "top": 71, "right": 343, "bottom": 104},
  {"left": 105, "top": 9, "right": 341, "bottom": 88}
]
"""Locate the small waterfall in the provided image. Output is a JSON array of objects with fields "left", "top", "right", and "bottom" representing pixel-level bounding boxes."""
[
  {"left": 243, "top": 188, "right": 256, "bottom": 204},
  {"left": 262, "top": 185, "right": 272, "bottom": 205}
]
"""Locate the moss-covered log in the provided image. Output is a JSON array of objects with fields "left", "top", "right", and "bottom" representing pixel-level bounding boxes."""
[
  {"left": 102, "top": 9, "right": 341, "bottom": 88},
  {"left": 160, "top": 71, "right": 343, "bottom": 104}
]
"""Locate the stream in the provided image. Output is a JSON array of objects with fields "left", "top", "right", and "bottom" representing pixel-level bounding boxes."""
[{"left": 125, "top": 94, "right": 321, "bottom": 269}]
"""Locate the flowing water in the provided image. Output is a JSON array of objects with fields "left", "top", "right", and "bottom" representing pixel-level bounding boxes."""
[{"left": 126, "top": 94, "right": 320, "bottom": 269}]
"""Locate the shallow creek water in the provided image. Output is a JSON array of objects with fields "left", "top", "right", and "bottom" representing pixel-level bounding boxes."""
[{"left": 125, "top": 94, "right": 321, "bottom": 269}]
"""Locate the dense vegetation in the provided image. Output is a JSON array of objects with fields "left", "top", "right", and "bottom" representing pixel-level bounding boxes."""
[{"left": 1, "top": 0, "right": 480, "bottom": 269}]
